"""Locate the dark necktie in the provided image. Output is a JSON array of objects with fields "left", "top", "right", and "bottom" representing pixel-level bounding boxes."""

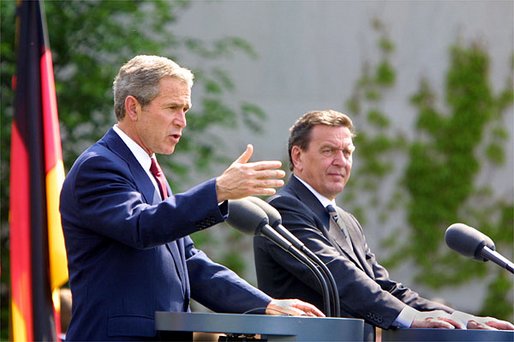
[
  {"left": 150, "top": 157, "right": 169, "bottom": 199},
  {"left": 326, "top": 204, "right": 352, "bottom": 247}
]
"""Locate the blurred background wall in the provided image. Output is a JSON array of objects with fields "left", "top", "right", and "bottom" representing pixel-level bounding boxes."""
[{"left": 171, "top": 0, "right": 513, "bottom": 315}]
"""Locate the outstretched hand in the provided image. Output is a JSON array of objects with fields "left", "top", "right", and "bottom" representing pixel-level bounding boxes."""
[
  {"left": 265, "top": 299, "right": 325, "bottom": 317},
  {"left": 216, "top": 144, "right": 285, "bottom": 202}
]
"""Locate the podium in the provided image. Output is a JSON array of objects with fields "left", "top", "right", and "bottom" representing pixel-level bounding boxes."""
[
  {"left": 382, "top": 327, "right": 514, "bottom": 341},
  {"left": 155, "top": 312, "right": 364, "bottom": 341}
]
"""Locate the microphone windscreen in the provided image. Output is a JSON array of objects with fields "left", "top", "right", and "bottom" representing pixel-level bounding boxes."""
[
  {"left": 246, "top": 196, "right": 282, "bottom": 226},
  {"left": 227, "top": 199, "right": 269, "bottom": 235},
  {"left": 445, "top": 223, "right": 495, "bottom": 260}
]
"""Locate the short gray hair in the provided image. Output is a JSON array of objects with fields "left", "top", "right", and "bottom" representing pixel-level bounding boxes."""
[{"left": 113, "top": 55, "right": 194, "bottom": 120}]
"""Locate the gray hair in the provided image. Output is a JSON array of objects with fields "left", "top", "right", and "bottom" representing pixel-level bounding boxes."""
[
  {"left": 288, "top": 110, "right": 355, "bottom": 171},
  {"left": 113, "top": 55, "right": 194, "bottom": 120}
]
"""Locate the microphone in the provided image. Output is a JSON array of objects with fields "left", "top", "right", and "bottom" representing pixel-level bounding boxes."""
[
  {"left": 227, "top": 198, "right": 333, "bottom": 316},
  {"left": 245, "top": 196, "right": 341, "bottom": 317},
  {"left": 227, "top": 199, "right": 292, "bottom": 251},
  {"left": 445, "top": 223, "right": 514, "bottom": 274}
]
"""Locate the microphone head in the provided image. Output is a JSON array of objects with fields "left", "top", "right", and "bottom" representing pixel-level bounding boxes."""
[
  {"left": 445, "top": 223, "right": 495, "bottom": 261},
  {"left": 227, "top": 199, "right": 269, "bottom": 235},
  {"left": 246, "top": 196, "right": 282, "bottom": 227}
]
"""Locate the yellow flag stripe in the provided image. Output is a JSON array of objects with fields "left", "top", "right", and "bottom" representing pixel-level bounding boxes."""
[
  {"left": 46, "top": 160, "right": 68, "bottom": 290},
  {"left": 11, "top": 301, "right": 28, "bottom": 342}
]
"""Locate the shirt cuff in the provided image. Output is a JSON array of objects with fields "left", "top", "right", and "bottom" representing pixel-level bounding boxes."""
[
  {"left": 218, "top": 200, "right": 228, "bottom": 218},
  {"left": 393, "top": 306, "right": 417, "bottom": 328}
]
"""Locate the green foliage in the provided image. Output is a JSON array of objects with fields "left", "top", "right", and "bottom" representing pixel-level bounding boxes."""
[
  {"left": 344, "top": 19, "right": 405, "bottom": 225},
  {"left": 406, "top": 42, "right": 512, "bottom": 293},
  {"left": 1, "top": 0, "right": 264, "bottom": 337},
  {"left": 343, "top": 18, "right": 513, "bottom": 320}
]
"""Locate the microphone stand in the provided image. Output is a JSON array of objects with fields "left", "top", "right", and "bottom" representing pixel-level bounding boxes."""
[
  {"left": 246, "top": 196, "right": 340, "bottom": 317},
  {"left": 260, "top": 226, "right": 333, "bottom": 317},
  {"left": 481, "top": 247, "right": 514, "bottom": 274},
  {"left": 271, "top": 224, "right": 340, "bottom": 317}
]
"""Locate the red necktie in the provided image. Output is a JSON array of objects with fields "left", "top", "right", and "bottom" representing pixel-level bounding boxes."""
[{"left": 150, "top": 157, "right": 169, "bottom": 199}]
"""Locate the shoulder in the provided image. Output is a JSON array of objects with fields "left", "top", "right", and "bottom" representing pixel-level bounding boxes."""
[
  {"left": 63, "top": 140, "right": 135, "bottom": 198},
  {"left": 71, "top": 143, "right": 126, "bottom": 176}
]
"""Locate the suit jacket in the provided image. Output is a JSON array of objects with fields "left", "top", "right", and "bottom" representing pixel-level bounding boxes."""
[
  {"left": 61, "top": 129, "right": 270, "bottom": 341},
  {"left": 254, "top": 176, "right": 452, "bottom": 332}
]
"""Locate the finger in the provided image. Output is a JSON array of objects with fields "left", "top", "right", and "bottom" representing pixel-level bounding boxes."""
[
  {"left": 419, "top": 317, "right": 456, "bottom": 329},
  {"left": 483, "top": 320, "right": 514, "bottom": 330},
  {"left": 250, "top": 187, "right": 278, "bottom": 196},
  {"left": 246, "top": 177, "right": 285, "bottom": 191},
  {"left": 429, "top": 320, "right": 456, "bottom": 329},
  {"left": 438, "top": 317, "right": 465, "bottom": 329},
  {"left": 292, "top": 302, "right": 325, "bottom": 317},
  {"left": 266, "top": 300, "right": 305, "bottom": 316},
  {"left": 233, "top": 144, "right": 253, "bottom": 164},
  {"left": 247, "top": 160, "right": 284, "bottom": 171},
  {"left": 467, "top": 320, "right": 495, "bottom": 330},
  {"left": 254, "top": 168, "right": 286, "bottom": 179},
  {"left": 253, "top": 177, "right": 285, "bottom": 188}
]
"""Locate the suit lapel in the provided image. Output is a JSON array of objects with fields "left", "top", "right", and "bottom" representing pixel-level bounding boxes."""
[
  {"left": 101, "top": 129, "right": 158, "bottom": 204},
  {"left": 286, "top": 176, "right": 367, "bottom": 272},
  {"left": 101, "top": 128, "right": 188, "bottom": 292},
  {"left": 337, "top": 207, "right": 374, "bottom": 278}
]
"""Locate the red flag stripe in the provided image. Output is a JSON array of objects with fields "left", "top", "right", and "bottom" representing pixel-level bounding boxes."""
[
  {"left": 41, "top": 48, "right": 62, "bottom": 173},
  {"left": 9, "top": 122, "right": 33, "bottom": 342}
]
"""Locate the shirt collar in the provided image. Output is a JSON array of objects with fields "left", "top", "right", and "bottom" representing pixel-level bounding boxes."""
[
  {"left": 293, "top": 174, "right": 336, "bottom": 209},
  {"left": 112, "top": 124, "right": 153, "bottom": 171}
]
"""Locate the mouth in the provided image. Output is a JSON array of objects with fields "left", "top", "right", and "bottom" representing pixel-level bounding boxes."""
[
  {"left": 328, "top": 172, "right": 345, "bottom": 179},
  {"left": 169, "top": 133, "right": 181, "bottom": 142}
]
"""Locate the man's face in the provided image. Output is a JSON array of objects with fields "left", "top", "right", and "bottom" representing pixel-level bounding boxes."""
[
  {"left": 134, "top": 76, "right": 191, "bottom": 155},
  {"left": 292, "top": 125, "right": 354, "bottom": 200}
]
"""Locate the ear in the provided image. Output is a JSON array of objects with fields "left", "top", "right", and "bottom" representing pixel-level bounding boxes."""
[
  {"left": 124, "top": 95, "right": 141, "bottom": 121},
  {"left": 291, "top": 145, "right": 303, "bottom": 172}
]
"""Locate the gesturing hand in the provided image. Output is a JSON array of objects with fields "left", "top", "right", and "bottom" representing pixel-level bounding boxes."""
[{"left": 216, "top": 144, "right": 285, "bottom": 202}]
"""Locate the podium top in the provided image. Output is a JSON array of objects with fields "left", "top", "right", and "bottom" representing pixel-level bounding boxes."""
[
  {"left": 382, "top": 327, "right": 514, "bottom": 342},
  {"left": 155, "top": 311, "right": 364, "bottom": 341}
]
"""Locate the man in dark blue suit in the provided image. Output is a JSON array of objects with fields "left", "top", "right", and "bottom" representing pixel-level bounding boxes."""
[
  {"left": 60, "top": 55, "right": 323, "bottom": 341},
  {"left": 253, "top": 110, "right": 513, "bottom": 341}
]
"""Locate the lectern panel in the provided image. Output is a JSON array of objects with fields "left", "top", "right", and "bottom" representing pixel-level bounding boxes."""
[
  {"left": 382, "top": 327, "right": 513, "bottom": 341},
  {"left": 155, "top": 312, "right": 364, "bottom": 341}
]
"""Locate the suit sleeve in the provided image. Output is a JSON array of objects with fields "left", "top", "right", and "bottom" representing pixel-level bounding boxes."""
[
  {"left": 345, "top": 212, "right": 454, "bottom": 314},
  {"left": 266, "top": 196, "right": 450, "bottom": 329},
  {"left": 184, "top": 236, "right": 272, "bottom": 313},
  {"left": 61, "top": 149, "right": 225, "bottom": 249}
]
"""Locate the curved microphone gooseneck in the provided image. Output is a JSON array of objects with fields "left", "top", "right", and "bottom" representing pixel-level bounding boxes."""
[
  {"left": 246, "top": 196, "right": 341, "bottom": 317},
  {"left": 227, "top": 199, "right": 332, "bottom": 317}
]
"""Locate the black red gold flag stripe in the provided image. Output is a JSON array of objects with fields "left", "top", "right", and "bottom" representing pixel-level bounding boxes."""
[{"left": 10, "top": 0, "right": 68, "bottom": 340}]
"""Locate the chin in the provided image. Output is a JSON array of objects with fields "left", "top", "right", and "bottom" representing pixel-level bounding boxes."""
[{"left": 162, "top": 145, "right": 177, "bottom": 155}]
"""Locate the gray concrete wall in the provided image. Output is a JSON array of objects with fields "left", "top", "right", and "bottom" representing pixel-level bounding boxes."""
[{"left": 172, "top": 0, "right": 514, "bottom": 314}]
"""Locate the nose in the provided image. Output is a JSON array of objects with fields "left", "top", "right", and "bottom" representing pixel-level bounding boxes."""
[
  {"left": 332, "top": 150, "right": 349, "bottom": 167},
  {"left": 174, "top": 110, "right": 187, "bottom": 128}
]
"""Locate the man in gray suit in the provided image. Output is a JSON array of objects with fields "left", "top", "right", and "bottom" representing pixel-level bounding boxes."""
[{"left": 253, "top": 109, "right": 513, "bottom": 340}]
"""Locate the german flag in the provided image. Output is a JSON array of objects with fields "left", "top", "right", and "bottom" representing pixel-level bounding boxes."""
[{"left": 10, "top": 0, "right": 68, "bottom": 340}]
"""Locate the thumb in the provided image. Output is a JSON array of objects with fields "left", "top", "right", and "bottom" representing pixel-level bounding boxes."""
[{"left": 234, "top": 144, "right": 253, "bottom": 164}]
